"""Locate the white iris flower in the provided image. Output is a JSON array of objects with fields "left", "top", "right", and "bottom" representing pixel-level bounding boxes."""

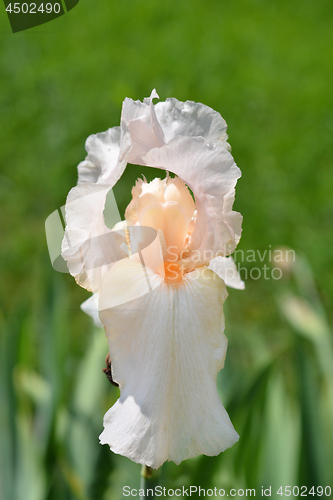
[{"left": 62, "top": 90, "right": 244, "bottom": 469}]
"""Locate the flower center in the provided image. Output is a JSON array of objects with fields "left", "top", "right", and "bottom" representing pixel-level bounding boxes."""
[
  {"left": 125, "top": 176, "right": 196, "bottom": 278},
  {"left": 162, "top": 261, "right": 184, "bottom": 285}
]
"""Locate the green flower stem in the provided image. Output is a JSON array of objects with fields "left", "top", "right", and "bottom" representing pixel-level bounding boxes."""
[{"left": 140, "top": 465, "right": 159, "bottom": 499}]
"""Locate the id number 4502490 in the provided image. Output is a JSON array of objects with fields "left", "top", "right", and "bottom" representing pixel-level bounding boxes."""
[
  {"left": 276, "top": 486, "right": 331, "bottom": 497},
  {"left": 5, "top": 3, "right": 61, "bottom": 14}
]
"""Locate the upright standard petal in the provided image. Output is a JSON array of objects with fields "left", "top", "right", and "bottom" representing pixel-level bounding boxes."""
[
  {"left": 142, "top": 137, "right": 242, "bottom": 263},
  {"left": 120, "top": 93, "right": 242, "bottom": 264},
  {"left": 78, "top": 127, "right": 122, "bottom": 185},
  {"left": 121, "top": 90, "right": 166, "bottom": 165},
  {"left": 98, "top": 261, "right": 239, "bottom": 469}
]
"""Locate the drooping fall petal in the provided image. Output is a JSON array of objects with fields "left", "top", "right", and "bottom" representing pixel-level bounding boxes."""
[
  {"left": 98, "top": 261, "right": 239, "bottom": 469},
  {"left": 62, "top": 183, "right": 127, "bottom": 292},
  {"left": 209, "top": 256, "right": 245, "bottom": 290},
  {"left": 81, "top": 293, "right": 103, "bottom": 328}
]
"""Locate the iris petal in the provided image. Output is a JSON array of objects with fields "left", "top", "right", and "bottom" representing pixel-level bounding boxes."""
[{"left": 99, "top": 261, "right": 239, "bottom": 469}]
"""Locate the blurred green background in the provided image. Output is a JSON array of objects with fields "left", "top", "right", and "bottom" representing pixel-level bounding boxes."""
[{"left": 1, "top": 0, "right": 333, "bottom": 498}]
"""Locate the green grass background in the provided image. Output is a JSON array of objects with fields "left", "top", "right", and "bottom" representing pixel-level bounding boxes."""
[{"left": 1, "top": 0, "right": 333, "bottom": 498}]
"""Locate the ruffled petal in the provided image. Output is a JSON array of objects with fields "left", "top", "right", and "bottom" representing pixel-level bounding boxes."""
[
  {"left": 98, "top": 261, "right": 239, "bottom": 469},
  {"left": 209, "top": 256, "right": 245, "bottom": 290},
  {"left": 121, "top": 92, "right": 230, "bottom": 155},
  {"left": 142, "top": 136, "right": 242, "bottom": 263},
  {"left": 63, "top": 122, "right": 132, "bottom": 292},
  {"left": 155, "top": 98, "right": 230, "bottom": 148}
]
